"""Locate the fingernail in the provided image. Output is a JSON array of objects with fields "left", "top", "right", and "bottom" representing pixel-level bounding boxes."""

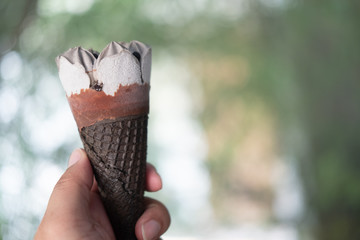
[
  {"left": 142, "top": 220, "right": 161, "bottom": 240},
  {"left": 68, "top": 149, "right": 83, "bottom": 167}
]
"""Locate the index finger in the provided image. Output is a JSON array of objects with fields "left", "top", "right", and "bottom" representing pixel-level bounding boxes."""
[{"left": 145, "top": 163, "right": 162, "bottom": 192}]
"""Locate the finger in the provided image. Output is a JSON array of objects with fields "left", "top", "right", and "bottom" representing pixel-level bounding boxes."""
[
  {"left": 91, "top": 176, "right": 99, "bottom": 193},
  {"left": 90, "top": 163, "right": 162, "bottom": 194},
  {"left": 135, "top": 197, "right": 171, "bottom": 240},
  {"left": 146, "top": 163, "right": 162, "bottom": 192}
]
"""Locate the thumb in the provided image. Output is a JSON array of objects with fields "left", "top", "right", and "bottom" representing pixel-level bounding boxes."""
[
  {"left": 47, "top": 149, "right": 94, "bottom": 214},
  {"left": 35, "top": 149, "right": 95, "bottom": 239}
]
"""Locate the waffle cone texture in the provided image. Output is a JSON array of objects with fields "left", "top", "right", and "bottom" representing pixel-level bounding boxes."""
[{"left": 80, "top": 114, "right": 148, "bottom": 240}]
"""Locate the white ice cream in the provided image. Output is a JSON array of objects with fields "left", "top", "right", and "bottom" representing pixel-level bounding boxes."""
[
  {"left": 56, "top": 41, "right": 151, "bottom": 96},
  {"left": 58, "top": 57, "right": 90, "bottom": 95}
]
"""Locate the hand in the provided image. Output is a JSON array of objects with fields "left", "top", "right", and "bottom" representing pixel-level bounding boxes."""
[{"left": 34, "top": 149, "right": 170, "bottom": 240}]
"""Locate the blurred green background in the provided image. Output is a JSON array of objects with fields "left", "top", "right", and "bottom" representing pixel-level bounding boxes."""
[{"left": 1, "top": 0, "right": 359, "bottom": 239}]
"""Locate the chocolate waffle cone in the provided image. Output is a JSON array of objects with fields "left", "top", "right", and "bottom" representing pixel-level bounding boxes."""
[
  {"left": 80, "top": 114, "right": 148, "bottom": 239},
  {"left": 56, "top": 41, "right": 152, "bottom": 240}
]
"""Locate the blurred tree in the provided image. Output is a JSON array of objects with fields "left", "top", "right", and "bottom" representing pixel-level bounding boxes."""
[{"left": 246, "top": 1, "right": 360, "bottom": 239}]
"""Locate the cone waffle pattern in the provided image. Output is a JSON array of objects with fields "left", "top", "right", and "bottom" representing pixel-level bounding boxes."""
[{"left": 80, "top": 114, "right": 148, "bottom": 240}]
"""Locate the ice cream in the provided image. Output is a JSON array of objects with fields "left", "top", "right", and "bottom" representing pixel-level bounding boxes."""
[{"left": 56, "top": 41, "right": 151, "bottom": 240}]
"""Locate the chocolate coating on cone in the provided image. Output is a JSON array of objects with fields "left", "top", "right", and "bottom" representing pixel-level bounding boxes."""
[
  {"left": 80, "top": 114, "right": 148, "bottom": 240},
  {"left": 68, "top": 83, "right": 149, "bottom": 130}
]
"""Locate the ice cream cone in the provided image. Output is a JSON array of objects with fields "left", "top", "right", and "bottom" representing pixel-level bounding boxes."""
[
  {"left": 81, "top": 114, "right": 148, "bottom": 239},
  {"left": 56, "top": 41, "right": 151, "bottom": 240}
]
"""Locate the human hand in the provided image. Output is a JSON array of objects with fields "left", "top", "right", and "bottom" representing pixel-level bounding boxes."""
[{"left": 34, "top": 149, "right": 170, "bottom": 240}]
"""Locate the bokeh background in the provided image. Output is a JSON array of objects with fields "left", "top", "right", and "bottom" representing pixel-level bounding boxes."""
[{"left": 1, "top": 0, "right": 359, "bottom": 239}]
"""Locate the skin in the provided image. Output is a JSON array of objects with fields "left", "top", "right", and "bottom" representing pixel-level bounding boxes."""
[{"left": 34, "top": 149, "right": 170, "bottom": 240}]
